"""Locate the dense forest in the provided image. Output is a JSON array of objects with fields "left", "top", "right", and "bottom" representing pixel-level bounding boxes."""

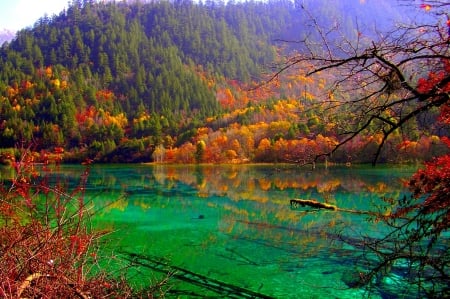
[{"left": 0, "top": 0, "right": 446, "bottom": 163}]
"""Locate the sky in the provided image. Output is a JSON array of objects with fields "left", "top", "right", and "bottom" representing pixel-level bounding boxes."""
[{"left": 0, "top": 0, "right": 69, "bottom": 31}]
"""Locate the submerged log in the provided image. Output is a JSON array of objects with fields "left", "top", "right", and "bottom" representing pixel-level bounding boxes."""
[
  {"left": 290, "top": 199, "right": 387, "bottom": 217},
  {"left": 290, "top": 199, "right": 337, "bottom": 211},
  {"left": 120, "top": 252, "right": 276, "bottom": 299}
]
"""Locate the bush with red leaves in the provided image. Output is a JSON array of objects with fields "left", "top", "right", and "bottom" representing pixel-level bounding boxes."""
[{"left": 0, "top": 151, "right": 168, "bottom": 298}]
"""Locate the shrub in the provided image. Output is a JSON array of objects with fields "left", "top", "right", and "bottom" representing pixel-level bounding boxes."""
[{"left": 0, "top": 150, "right": 168, "bottom": 298}]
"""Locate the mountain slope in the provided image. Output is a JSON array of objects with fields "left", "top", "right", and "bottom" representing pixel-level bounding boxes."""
[{"left": 0, "top": 0, "right": 435, "bottom": 163}]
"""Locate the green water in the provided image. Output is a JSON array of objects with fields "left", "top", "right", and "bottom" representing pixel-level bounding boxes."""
[{"left": 3, "top": 164, "right": 420, "bottom": 298}]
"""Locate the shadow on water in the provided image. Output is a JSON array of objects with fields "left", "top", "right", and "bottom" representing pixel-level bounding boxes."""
[{"left": 120, "top": 251, "right": 276, "bottom": 298}]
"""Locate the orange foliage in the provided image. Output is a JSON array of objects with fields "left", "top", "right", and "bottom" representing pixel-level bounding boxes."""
[
  {"left": 216, "top": 87, "right": 236, "bottom": 109},
  {"left": 164, "top": 148, "right": 177, "bottom": 163},
  {"left": 45, "top": 66, "right": 53, "bottom": 78},
  {"left": 76, "top": 106, "right": 127, "bottom": 129},
  {"left": 197, "top": 127, "right": 210, "bottom": 136},
  {"left": 95, "top": 90, "right": 115, "bottom": 102},
  {"left": 60, "top": 80, "right": 68, "bottom": 89},
  {"left": 22, "top": 80, "right": 34, "bottom": 90},
  {"left": 7, "top": 86, "right": 18, "bottom": 97},
  {"left": 174, "top": 142, "right": 195, "bottom": 163},
  {"left": 225, "top": 149, "right": 238, "bottom": 160},
  {"left": 258, "top": 178, "right": 272, "bottom": 191}
]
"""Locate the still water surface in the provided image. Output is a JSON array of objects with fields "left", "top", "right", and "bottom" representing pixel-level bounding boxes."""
[
  {"left": 10, "top": 164, "right": 418, "bottom": 298},
  {"left": 74, "top": 164, "right": 416, "bottom": 298}
]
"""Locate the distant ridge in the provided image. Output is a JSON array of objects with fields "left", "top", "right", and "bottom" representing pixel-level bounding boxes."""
[{"left": 0, "top": 29, "right": 15, "bottom": 44}]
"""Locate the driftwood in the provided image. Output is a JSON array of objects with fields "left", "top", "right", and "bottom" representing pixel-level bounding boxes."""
[
  {"left": 290, "top": 199, "right": 388, "bottom": 218},
  {"left": 290, "top": 199, "right": 337, "bottom": 211}
]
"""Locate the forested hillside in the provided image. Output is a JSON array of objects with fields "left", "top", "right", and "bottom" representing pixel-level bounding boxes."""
[{"left": 0, "top": 0, "right": 445, "bottom": 163}]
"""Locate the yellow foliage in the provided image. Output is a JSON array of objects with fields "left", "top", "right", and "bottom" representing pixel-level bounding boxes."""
[
  {"left": 318, "top": 78, "right": 326, "bottom": 89},
  {"left": 430, "top": 135, "right": 440, "bottom": 143},
  {"left": 303, "top": 91, "right": 314, "bottom": 101},
  {"left": 296, "top": 74, "right": 314, "bottom": 84},
  {"left": 249, "top": 122, "right": 269, "bottom": 134},
  {"left": 133, "top": 112, "right": 150, "bottom": 124},
  {"left": 51, "top": 79, "right": 60, "bottom": 88},
  {"left": 325, "top": 122, "right": 336, "bottom": 131},
  {"left": 367, "top": 182, "right": 388, "bottom": 193},
  {"left": 112, "top": 113, "right": 128, "bottom": 128},
  {"left": 110, "top": 197, "right": 129, "bottom": 211},
  {"left": 139, "top": 201, "right": 151, "bottom": 210},
  {"left": 268, "top": 120, "right": 291, "bottom": 135}
]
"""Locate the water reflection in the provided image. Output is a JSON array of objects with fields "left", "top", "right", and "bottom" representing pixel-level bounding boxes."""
[
  {"left": 0, "top": 163, "right": 416, "bottom": 298},
  {"left": 85, "top": 164, "right": 416, "bottom": 298},
  {"left": 92, "top": 164, "right": 410, "bottom": 231},
  {"left": 113, "top": 164, "right": 409, "bottom": 203}
]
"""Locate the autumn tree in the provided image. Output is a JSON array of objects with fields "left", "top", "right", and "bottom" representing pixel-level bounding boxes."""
[
  {"left": 276, "top": 1, "right": 449, "bottom": 297},
  {"left": 277, "top": 1, "right": 448, "bottom": 164}
]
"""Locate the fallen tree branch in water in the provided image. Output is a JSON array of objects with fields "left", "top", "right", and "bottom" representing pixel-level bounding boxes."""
[
  {"left": 290, "top": 199, "right": 337, "bottom": 210},
  {"left": 290, "top": 199, "right": 386, "bottom": 217},
  {"left": 215, "top": 247, "right": 261, "bottom": 266}
]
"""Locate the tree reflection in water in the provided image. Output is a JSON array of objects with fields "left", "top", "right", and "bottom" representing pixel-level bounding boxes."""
[{"left": 20, "top": 164, "right": 416, "bottom": 298}]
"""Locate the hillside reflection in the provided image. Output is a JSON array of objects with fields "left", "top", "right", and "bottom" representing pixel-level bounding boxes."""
[
  {"left": 91, "top": 164, "right": 414, "bottom": 245},
  {"left": 0, "top": 163, "right": 416, "bottom": 297},
  {"left": 149, "top": 164, "right": 407, "bottom": 197}
]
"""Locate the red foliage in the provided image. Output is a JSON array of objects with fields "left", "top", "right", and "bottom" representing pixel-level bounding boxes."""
[
  {"left": 397, "top": 65, "right": 450, "bottom": 232},
  {"left": 406, "top": 153, "right": 450, "bottom": 232},
  {"left": 0, "top": 154, "right": 104, "bottom": 297},
  {"left": 417, "top": 72, "right": 449, "bottom": 94},
  {"left": 0, "top": 152, "right": 167, "bottom": 297},
  {"left": 438, "top": 103, "right": 450, "bottom": 124},
  {"left": 417, "top": 60, "right": 450, "bottom": 94},
  {"left": 54, "top": 147, "right": 65, "bottom": 154}
]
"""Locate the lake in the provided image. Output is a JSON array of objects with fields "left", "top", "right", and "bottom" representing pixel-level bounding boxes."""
[{"left": 2, "top": 163, "right": 418, "bottom": 298}]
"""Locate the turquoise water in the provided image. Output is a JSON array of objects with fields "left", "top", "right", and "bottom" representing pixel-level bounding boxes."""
[
  {"left": 78, "top": 164, "right": 416, "bottom": 298},
  {"left": 2, "top": 164, "right": 419, "bottom": 298}
]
